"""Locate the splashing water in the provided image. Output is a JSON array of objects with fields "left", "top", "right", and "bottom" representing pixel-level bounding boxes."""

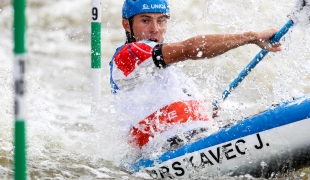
[{"left": 0, "top": 0, "right": 310, "bottom": 179}]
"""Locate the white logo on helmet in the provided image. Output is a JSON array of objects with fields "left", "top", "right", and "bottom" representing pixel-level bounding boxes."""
[
  {"left": 151, "top": 4, "right": 166, "bottom": 9},
  {"left": 142, "top": 4, "right": 166, "bottom": 10},
  {"left": 142, "top": 4, "right": 150, "bottom": 10}
]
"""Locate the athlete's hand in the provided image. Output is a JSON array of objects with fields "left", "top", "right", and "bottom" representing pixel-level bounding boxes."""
[{"left": 254, "top": 28, "right": 282, "bottom": 52}]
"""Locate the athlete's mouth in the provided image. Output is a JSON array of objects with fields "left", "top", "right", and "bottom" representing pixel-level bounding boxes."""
[{"left": 148, "top": 39, "right": 158, "bottom": 42}]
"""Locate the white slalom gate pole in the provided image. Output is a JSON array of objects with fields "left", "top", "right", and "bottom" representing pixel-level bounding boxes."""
[{"left": 91, "top": 0, "right": 102, "bottom": 111}]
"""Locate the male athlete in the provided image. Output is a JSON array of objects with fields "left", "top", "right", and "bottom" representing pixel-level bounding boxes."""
[{"left": 109, "top": 0, "right": 282, "bottom": 151}]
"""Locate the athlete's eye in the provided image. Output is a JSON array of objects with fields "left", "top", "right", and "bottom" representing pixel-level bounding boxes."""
[
  {"left": 141, "top": 19, "right": 150, "bottom": 24},
  {"left": 157, "top": 18, "right": 167, "bottom": 25}
]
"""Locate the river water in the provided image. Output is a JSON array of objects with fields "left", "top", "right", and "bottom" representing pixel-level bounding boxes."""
[{"left": 0, "top": 0, "right": 310, "bottom": 179}]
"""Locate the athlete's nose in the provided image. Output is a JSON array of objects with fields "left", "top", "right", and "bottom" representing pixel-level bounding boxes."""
[{"left": 149, "top": 20, "right": 159, "bottom": 33}]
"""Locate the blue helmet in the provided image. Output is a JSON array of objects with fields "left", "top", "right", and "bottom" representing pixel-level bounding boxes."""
[{"left": 122, "top": 0, "right": 170, "bottom": 19}]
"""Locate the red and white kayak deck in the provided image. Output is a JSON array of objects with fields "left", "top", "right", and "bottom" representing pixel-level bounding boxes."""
[{"left": 126, "top": 94, "right": 310, "bottom": 179}]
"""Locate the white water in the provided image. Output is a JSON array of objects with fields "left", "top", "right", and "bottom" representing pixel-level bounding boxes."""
[{"left": 0, "top": 0, "right": 310, "bottom": 179}]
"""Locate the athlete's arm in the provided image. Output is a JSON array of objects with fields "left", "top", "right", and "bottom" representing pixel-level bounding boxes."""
[{"left": 161, "top": 28, "right": 282, "bottom": 65}]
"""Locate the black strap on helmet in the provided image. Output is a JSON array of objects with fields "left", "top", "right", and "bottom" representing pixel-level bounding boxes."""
[{"left": 125, "top": 17, "right": 136, "bottom": 43}]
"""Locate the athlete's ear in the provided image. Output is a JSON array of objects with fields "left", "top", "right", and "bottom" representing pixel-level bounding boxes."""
[{"left": 122, "top": 18, "right": 131, "bottom": 33}]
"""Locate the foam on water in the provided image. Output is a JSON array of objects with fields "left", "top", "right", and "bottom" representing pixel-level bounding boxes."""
[{"left": 0, "top": 0, "right": 310, "bottom": 179}]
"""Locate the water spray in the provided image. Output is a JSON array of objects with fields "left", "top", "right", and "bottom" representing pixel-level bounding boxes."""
[{"left": 216, "top": 0, "right": 310, "bottom": 107}]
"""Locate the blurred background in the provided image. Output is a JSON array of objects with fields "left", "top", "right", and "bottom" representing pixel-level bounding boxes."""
[{"left": 0, "top": 0, "right": 309, "bottom": 179}]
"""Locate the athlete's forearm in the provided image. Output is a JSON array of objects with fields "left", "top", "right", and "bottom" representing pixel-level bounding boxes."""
[
  {"left": 162, "top": 32, "right": 258, "bottom": 64},
  {"left": 189, "top": 32, "right": 257, "bottom": 58}
]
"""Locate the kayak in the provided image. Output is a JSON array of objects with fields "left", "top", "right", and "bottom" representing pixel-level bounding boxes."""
[{"left": 126, "top": 94, "right": 310, "bottom": 179}]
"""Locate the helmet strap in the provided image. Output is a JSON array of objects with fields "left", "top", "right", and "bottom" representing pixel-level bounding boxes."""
[{"left": 126, "top": 17, "right": 136, "bottom": 43}]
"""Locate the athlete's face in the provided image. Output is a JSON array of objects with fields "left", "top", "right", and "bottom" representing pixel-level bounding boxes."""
[{"left": 123, "top": 13, "right": 168, "bottom": 43}]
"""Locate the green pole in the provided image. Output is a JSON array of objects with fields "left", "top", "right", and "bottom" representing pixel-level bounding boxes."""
[
  {"left": 91, "top": 0, "right": 102, "bottom": 110},
  {"left": 13, "top": 0, "right": 27, "bottom": 179}
]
